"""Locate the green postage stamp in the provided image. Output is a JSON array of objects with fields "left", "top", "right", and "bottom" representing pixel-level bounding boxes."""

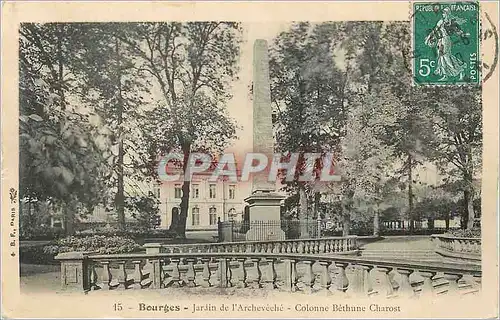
[{"left": 412, "top": 2, "right": 480, "bottom": 85}]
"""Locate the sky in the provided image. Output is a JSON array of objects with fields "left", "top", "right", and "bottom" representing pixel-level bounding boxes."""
[{"left": 225, "top": 22, "right": 292, "bottom": 157}]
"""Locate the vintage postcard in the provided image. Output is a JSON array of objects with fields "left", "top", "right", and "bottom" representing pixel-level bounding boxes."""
[{"left": 1, "top": 1, "right": 498, "bottom": 319}]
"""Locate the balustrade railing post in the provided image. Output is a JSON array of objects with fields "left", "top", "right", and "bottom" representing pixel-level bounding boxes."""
[
  {"left": 397, "top": 268, "right": 415, "bottom": 298},
  {"left": 443, "top": 272, "right": 462, "bottom": 296},
  {"left": 319, "top": 240, "right": 325, "bottom": 253},
  {"left": 263, "top": 258, "right": 278, "bottom": 289},
  {"left": 217, "top": 257, "right": 230, "bottom": 288},
  {"left": 318, "top": 261, "right": 332, "bottom": 296},
  {"left": 250, "top": 258, "right": 262, "bottom": 288},
  {"left": 359, "top": 264, "right": 374, "bottom": 296},
  {"left": 302, "top": 260, "right": 315, "bottom": 294},
  {"left": 334, "top": 262, "right": 349, "bottom": 294},
  {"left": 236, "top": 258, "right": 247, "bottom": 288},
  {"left": 101, "top": 261, "right": 111, "bottom": 290},
  {"left": 283, "top": 259, "right": 298, "bottom": 292},
  {"left": 200, "top": 258, "right": 212, "bottom": 288},
  {"left": 149, "top": 258, "right": 162, "bottom": 289},
  {"left": 55, "top": 252, "right": 91, "bottom": 292},
  {"left": 132, "top": 260, "right": 143, "bottom": 289},
  {"left": 90, "top": 263, "right": 99, "bottom": 290},
  {"left": 170, "top": 258, "right": 182, "bottom": 288},
  {"left": 377, "top": 266, "right": 394, "bottom": 297},
  {"left": 418, "top": 270, "right": 436, "bottom": 297},
  {"left": 117, "top": 261, "right": 128, "bottom": 290},
  {"left": 347, "top": 265, "right": 364, "bottom": 296},
  {"left": 186, "top": 258, "right": 197, "bottom": 287}
]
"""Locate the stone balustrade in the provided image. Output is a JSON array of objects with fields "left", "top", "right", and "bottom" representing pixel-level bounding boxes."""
[
  {"left": 431, "top": 234, "right": 481, "bottom": 265},
  {"left": 143, "top": 236, "right": 359, "bottom": 255},
  {"left": 56, "top": 251, "right": 481, "bottom": 299}
]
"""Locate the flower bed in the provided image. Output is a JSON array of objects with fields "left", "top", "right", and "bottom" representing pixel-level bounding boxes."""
[{"left": 43, "top": 235, "right": 141, "bottom": 257}]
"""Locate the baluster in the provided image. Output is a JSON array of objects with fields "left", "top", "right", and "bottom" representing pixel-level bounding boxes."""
[
  {"left": 101, "top": 261, "right": 111, "bottom": 290},
  {"left": 272, "top": 243, "right": 278, "bottom": 253},
  {"left": 250, "top": 258, "right": 262, "bottom": 288},
  {"left": 377, "top": 266, "right": 394, "bottom": 297},
  {"left": 186, "top": 258, "right": 197, "bottom": 287},
  {"left": 149, "top": 258, "right": 162, "bottom": 289},
  {"left": 418, "top": 270, "right": 436, "bottom": 297},
  {"left": 396, "top": 268, "right": 415, "bottom": 298},
  {"left": 236, "top": 258, "right": 247, "bottom": 288},
  {"left": 318, "top": 261, "right": 331, "bottom": 295},
  {"left": 217, "top": 257, "right": 231, "bottom": 288},
  {"left": 314, "top": 240, "right": 320, "bottom": 253},
  {"left": 292, "top": 241, "right": 298, "bottom": 253},
  {"left": 170, "top": 258, "right": 181, "bottom": 288},
  {"left": 472, "top": 274, "right": 481, "bottom": 289},
  {"left": 117, "top": 261, "right": 128, "bottom": 290},
  {"left": 297, "top": 241, "right": 303, "bottom": 253},
  {"left": 302, "top": 260, "right": 314, "bottom": 294},
  {"left": 227, "top": 259, "right": 234, "bottom": 286},
  {"left": 319, "top": 240, "right": 325, "bottom": 253},
  {"left": 443, "top": 272, "right": 462, "bottom": 296},
  {"left": 359, "top": 264, "right": 374, "bottom": 296},
  {"left": 132, "top": 260, "right": 143, "bottom": 289},
  {"left": 200, "top": 258, "right": 212, "bottom": 288},
  {"left": 334, "top": 262, "right": 349, "bottom": 294},
  {"left": 264, "top": 258, "right": 278, "bottom": 289},
  {"left": 347, "top": 265, "right": 364, "bottom": 296},
  {"left": 325, "top": 240, "right": 331, "bottom": 253},
  {"left": 89, "top": 263, "right": 100, "bottom": 290},
  {"left": 284, "top": 259, "right": 298, "bottom": 292},
  {"left": 285, "top": 242, "right": 291, "bottom": 253}
]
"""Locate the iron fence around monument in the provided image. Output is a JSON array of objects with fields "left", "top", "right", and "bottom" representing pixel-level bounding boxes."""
[{"left": 217, "top": 220, "right": 321, "bottom": 242}]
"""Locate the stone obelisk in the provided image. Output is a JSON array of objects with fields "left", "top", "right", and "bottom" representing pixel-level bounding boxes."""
[{"left": 245, "top": 39, "right": 285, "bottom": 241}]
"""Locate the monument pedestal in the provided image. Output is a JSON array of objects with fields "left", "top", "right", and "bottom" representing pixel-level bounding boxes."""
[{"left": 245, "top": 192, "right": 285, "bottom": 241}]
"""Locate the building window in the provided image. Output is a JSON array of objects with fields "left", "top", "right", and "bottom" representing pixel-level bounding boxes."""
[
  {"left": 192, "top": 184, "right": 199, "bottom": 199},
  {"left": 192, "top": 207, "right": 200, "bottom": 226},
  {"left": 209, "top": 207, "right": 217, "bottom": 225},
  {"left": 209, "top": 184, "right": 216, "bottom": 199},
  {"left": 229, "top": 185, "right": 236, "bottom": 199},
  {"left": 174, "top": 185, "right": 182, "bottom": 198}
]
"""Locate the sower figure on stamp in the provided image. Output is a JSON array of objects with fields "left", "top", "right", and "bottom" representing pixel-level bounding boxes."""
[{"left": 425, "top": 7, "right": 470, "bottom": 81}]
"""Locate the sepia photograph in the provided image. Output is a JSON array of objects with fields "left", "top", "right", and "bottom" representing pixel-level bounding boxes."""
[{"left": 1, "top": 1, "right": 498, "bottom": 319}]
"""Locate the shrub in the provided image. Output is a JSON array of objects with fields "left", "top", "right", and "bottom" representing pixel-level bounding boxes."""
[
  {"left": 445, "top": 228, "right": 481, "bottom": 238},
  {"left": 43, "top": 235, "right": 141, "bottom": 256},
  {"left": 20, "top": 244, "right": 58, "bottom": 264}
]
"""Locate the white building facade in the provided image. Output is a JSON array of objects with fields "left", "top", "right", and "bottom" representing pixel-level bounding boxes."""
[{"left": 155, "top": 169, "right": 252, "bottom": 230}]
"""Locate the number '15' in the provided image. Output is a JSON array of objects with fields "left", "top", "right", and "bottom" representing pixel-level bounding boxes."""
[{"left": 418, "top": 58, "right": 436, "bottom": 77}]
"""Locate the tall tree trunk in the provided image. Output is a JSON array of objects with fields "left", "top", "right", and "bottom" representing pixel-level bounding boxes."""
[
  {"left": 342, "top": 207, "right": 350, "bottom": 237},
  {"left": 407, "top": 153, "right": 414, "bottom": 234},
  {"left": 175, "top": 142, "right": 191, "bottom": 238},
  {"left": 64, "top": 201, "right": 75, "bottom": 236},
  {"left": 464, "top": 188, "right": 475, "bottom": 230},
  {"left": 299, "top": 184, "right": 309, "bottom": 238},
  {"left": 313, "top": 191, "right": 320, "bottom": 219},
  {"left": 373, "top": 204, "right": 380, "bottom": 237},
  {"left": 115, "top": 38, "right": 125, "bottom": 231}
]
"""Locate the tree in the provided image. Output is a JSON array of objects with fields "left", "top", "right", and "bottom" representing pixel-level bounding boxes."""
[
  {"left": 120, "top": 23, "right": 242, "bottom": 237},
  {"left": 74, "top": 23, "right": 153, "bottom": 230},
  {"left": 269, "top": 22, "right": 347, "bottom": 236},
  {"left": 19, "top": 23, "right": 108, "bottom": 235},
  {"left": 426, "top": 87, "right": 482, "bottom": 229}
]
